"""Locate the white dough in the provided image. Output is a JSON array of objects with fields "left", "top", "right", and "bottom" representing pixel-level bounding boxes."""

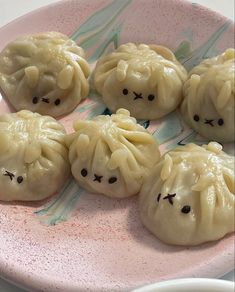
[
  {"left": 0, "top": 32, "right": 90, "bottom": 117},
  {"left": 66, "top": 109, "right": 160, "bottom": 198},
  {"left": 139, "top": 142, "right": 235, "bottom": 246},
  {"left": 181, "top": 49, "right": 235, "bottom": 142},
  {"left": 94, "top": 43, "right": 187, "bottom": 120},
  {"left": 0, "top": 110, "right": 70, "bottom": 201}
]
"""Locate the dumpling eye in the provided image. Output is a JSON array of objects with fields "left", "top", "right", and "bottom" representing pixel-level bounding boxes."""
[
  {"left": 148, "top": 94, "right": 155, "bottom": 101},
  {"left": 218, "top": 119, "right": 224, "bottom": 126},
  {"left": 32, "top": 97, "right": 39, "bottom": 104},
  {"left": 193, "top": 114, "right": 200, "bottom": 122},
  {"left": 54, "top": 99, "right": 61, "bottom": 106},
  {"left": 17, "top": 176, "right": 23, "bottom": 184},
  {"left": 81, "top": 168, "right": 88, "bottom": 177},
  {"left": 181, "top": 205, "right": 191, "bottom": 214},
  {"left": 122, "top": 88, "right": 128, "bottom": 95},
  {"left": 108, "top": 176, "right": 117, "bottom": 184},
  {"left": 157, "top": 193, "right": 161, "bottom": 202}
]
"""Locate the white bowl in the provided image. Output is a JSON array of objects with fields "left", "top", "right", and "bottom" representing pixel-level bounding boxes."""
[{"left": 132, "top": 278, "right": 235, "bottom": 292}]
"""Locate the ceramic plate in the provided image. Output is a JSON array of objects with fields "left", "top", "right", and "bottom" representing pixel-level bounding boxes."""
[{"left": 0, "top": 0, "right": 234, "bottom": 291}]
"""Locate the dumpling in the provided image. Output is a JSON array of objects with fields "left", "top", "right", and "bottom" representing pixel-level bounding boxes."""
[
  {"left": 0, "top": 31, "right": 90, "bottom": 117},
  {"left": 181, "top": 49, "right": 235, "bottom": 142},
  {"left": 94, "top": 43, "right": 187, "bottom": 120},
  {"left": 139, "top": 142, "right": 235, "bottom": 246},
  {"left": 66, "top": 108, "right": 160, "bottom": 198},
  {"left": 0, "top": 110, "right": 70, "bottom": 201}
]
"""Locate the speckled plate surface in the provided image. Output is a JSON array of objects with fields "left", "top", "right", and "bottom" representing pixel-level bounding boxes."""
[{"left": 0, "top": 0, "right": 234, "bottom": 291}]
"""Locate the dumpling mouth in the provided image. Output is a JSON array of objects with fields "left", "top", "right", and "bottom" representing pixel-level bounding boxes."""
[
  {"left": 93, "top": 174, "right": 103, "bottom": 183},
  {"left": 204, "top": 119, "right": 214, "bottom": 127},
  {"left": 133, "top": 91, "right": 143, "bottom": 100},
  {"left": 42, "top": 98, "right": 50, "bottom": 103}
]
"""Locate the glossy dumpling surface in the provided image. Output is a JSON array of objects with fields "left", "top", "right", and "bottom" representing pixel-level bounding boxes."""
[
  {"left": 67, "top": 108, "right": 160, "bottom": 198},
  {"left": 0, "top": 110, "right": 70, "bottom": 201},
  {"left": 0, "top": 32, "right": 90, "bottom": 117},
  {"left": 139, "top": 142, "right": 235, "bottom": 246},
  {"left": 181, "top": 49, "right": 235, "bottom": 142},
  {"left": 94, "top": 43, "right": 187, "bottom": 120}
]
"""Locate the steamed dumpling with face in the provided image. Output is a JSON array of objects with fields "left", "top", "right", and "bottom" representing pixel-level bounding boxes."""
[
  {"left": 0, "top": 110, "right": 70, "bottom": 201},
  {"left": 139, "top": 142, "right": 235, "bottom": 246},
  {"left": 0, "top": 32, "right": 90, "bottom": 117},
  {"left": 181, "top": 49, "right": 235, "bottom": 142},
  {"left": 94, "top": 43, "right": 187, "bottom": 120},
  {"left": 67, "top": 109, "right": 160, "bottom": 198}
]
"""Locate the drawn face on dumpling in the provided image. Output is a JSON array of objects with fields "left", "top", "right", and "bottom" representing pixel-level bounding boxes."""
[
  {"left": 0, "top": 32, "right": 90, "bottom": 117},
  {"left": 67, "top": 109, "right": 160, "bottom": 198},
  {"left": 102, "top": 60, "right": 160, "bottom": 120},
  {"left": 139, "top": 142, "right": 235, "bottom": 246},
  {"left": 181, "top": 49, "right": 235, "bottom": 142},
  {"left": 94, "top": 43, "right": 187, "bottom": 120},
  {"left": 188, "top": 89, "right": 234, "bottom": 142},
  {"left": 0, "top": 110, "right": 70, "bottom": 201},
  {"left": 70, "top": 139, "right": 131, "bottom": 197}
]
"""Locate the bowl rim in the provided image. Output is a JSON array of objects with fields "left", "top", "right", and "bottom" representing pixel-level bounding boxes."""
[{"left": 132, "top": 278, "right": 235, "bottom": 291}]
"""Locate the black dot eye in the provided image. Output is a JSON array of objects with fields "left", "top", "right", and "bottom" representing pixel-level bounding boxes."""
[
  {"left": 81, "top": 168, "right": 88, "bottom": 177},
  {"left": 218, "top": 119, "right": 224, "bottom": 126},
  {"left": 54, "top": 99, "right": 61, "bottom": 106},
  {"left": 108, "top": 176, "right": 117, "bottom": 184},
  {"left": 193, "top": 114, "right": 200, "bottom": 122},
  {"left": 181, "top": 205, "right": 191, "bottom": 214},
  {"left": 32, "top": 97, "right": 39, "bottom": 104},
  {"left": 122, "top": 88, "right": 128, "bottom": 95},
  {"left": 148, "top": 94, "right": 155, "bottom": 101},
  {"left": 157, "top": 193, "right": 161, "bottom": 202},
  {"left": 17, "top": 176, "right": 23, "bottom": 184}
]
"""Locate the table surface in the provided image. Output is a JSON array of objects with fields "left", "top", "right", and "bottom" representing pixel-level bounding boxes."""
[{"left": 0, "top": 0, "right": 234, "bottom": 291}]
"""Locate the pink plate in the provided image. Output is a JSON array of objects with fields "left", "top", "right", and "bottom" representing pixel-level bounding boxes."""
[{"left": 0, "top": 0, "right": 234, "bottom": 291}]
